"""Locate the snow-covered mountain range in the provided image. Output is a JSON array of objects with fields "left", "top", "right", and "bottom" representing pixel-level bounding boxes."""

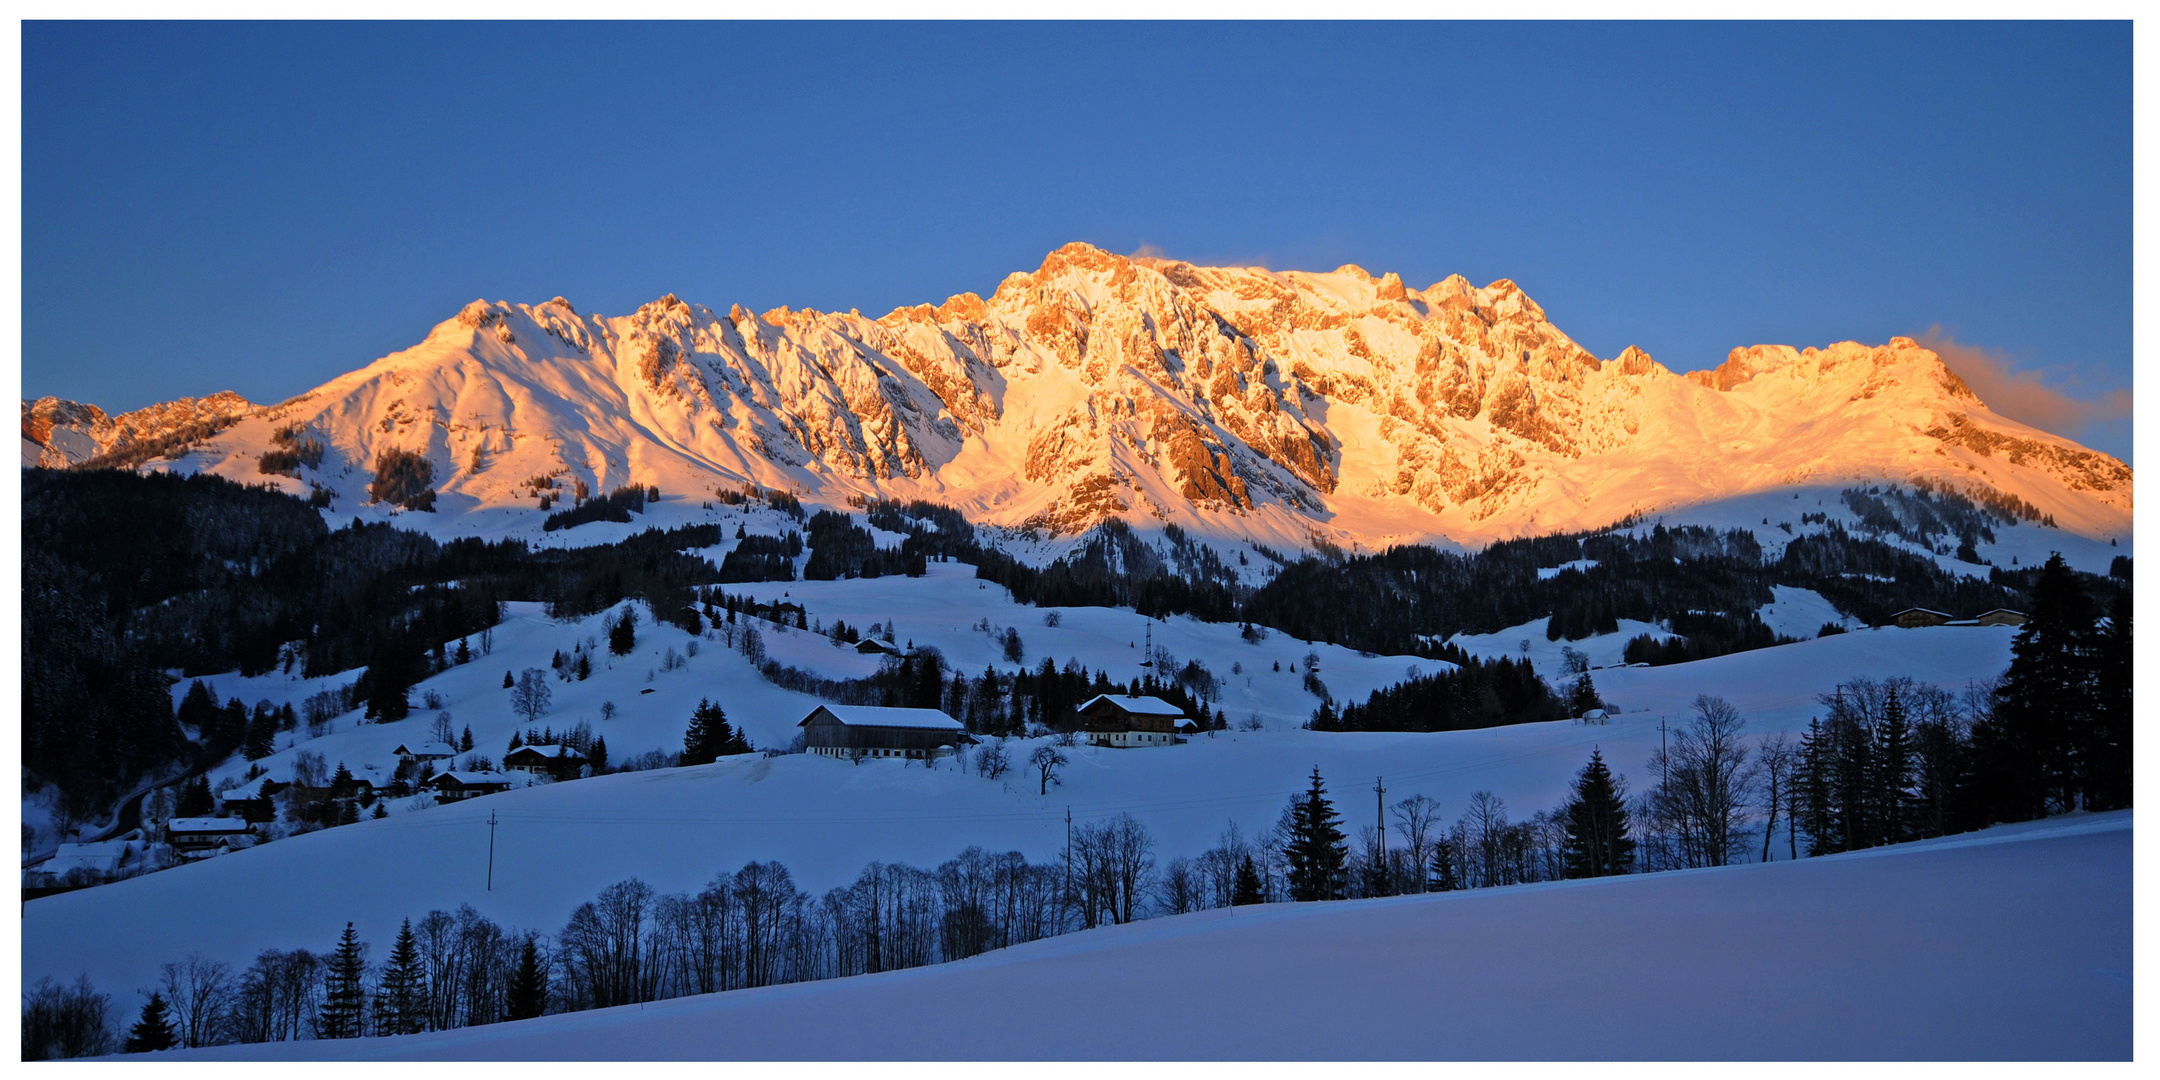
[{"left": 23, "top": 242, "right": 2132, "bottom": 551}]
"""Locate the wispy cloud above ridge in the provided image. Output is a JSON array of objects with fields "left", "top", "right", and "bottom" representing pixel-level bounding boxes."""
[{"left": 1917, "top": 326, "right": 2130, "bottom": 443}]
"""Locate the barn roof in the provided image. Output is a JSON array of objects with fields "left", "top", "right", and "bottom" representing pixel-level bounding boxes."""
[
  {"left": 508, "top": 743, "right": 585, "bottom": 761},
  {"left": 435, "top": 771, "right": 513, "bottom": 785},
  {"left": 1078, "top": 694, "right": 1186, "bottom": 717},
  {"left": 394, "top": 742, "right": 457, "bottom": 758},
  {"left": 166, "top": 817, "right": 252, "bottom": 834},
  {"left": 801, "top": 705, "right": 964, "bottom": 731}
]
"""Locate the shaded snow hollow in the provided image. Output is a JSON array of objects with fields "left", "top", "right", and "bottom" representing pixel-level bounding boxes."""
[{"left": 169, "top": 812, "right": 2130, "bottom": 1061}]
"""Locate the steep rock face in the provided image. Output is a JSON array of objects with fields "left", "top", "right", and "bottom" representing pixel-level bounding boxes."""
[
  {"left": 22, "top": 392, "right": 254, "bottom": 468},
  {"left": 37, "top": 243, "right": 2131, "bottom": 549}
]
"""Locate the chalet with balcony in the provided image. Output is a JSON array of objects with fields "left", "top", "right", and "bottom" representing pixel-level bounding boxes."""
[
  {"left": 1076, "top": 694, "right": 1195, "bottom": 748},
  {"left": 504, "top": 743, "right": 587, "bottom": 779},
  {"left": 165, "top": 817, "right": 253, "bottom": 857},
  {"left": 428, "top": 771, "right": 514, "bottom": 802}
]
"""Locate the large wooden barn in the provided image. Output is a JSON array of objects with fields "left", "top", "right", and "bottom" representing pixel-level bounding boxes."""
[
  {"left": 799, "top": 705, "right": 971, "bottom": 761},
  {"left": 1076, "top": 694, "right": 1196, "bottom": 748}
]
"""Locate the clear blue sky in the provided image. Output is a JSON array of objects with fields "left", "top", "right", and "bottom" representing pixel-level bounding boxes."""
[{"left": 24, "top": 21, "right": 2133, "bottom": 460}]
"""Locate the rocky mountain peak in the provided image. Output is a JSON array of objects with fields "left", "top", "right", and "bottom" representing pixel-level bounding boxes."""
[{"left": 31, "top": 244, "right": 2130, "bottom": 551}]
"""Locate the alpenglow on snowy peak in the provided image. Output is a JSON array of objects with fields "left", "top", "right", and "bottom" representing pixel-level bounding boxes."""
[{"left": 27, "top": 242, "right": 2132, "bottom": 550}]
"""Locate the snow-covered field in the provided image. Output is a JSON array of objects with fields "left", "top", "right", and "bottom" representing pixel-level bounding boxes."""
[
  {"left": 23, "top": 575, "right": 2024, "bottom": 1015},
  {"left": 166, "top": 811, "right": 2133, "bottom": 1061},
  {"left": 165, "top": 561, "right": 1454, "bottom": 810}
]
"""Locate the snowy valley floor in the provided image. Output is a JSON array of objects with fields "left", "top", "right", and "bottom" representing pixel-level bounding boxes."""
[{"left": 169, "top": 811, "right": 2130, "bottom": 1061}]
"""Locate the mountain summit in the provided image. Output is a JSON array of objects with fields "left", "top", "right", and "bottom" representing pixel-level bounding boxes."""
[{"left": 26, "top": 242, "right": 2132, "bottom": 550}]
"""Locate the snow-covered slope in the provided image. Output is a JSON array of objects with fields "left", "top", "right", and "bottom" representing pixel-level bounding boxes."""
[
  {"left": 38, "top": 243, "right": 2130, "bottom": 555},
  {"left": 168, "top": 811, "right": 2132, "bottom": 1060},
  {"left": 22, "top": 593, "right": 2029, "bottom": 1016}
]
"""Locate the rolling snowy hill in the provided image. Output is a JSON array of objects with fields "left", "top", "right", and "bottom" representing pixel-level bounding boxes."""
[
  {"left": 23, "top": 243, "right": 2131, "bottom": 560},
  {"left": 22, "top": 575, "right": 2031, "bottom": 1019},
  {"left": 162, "top": 811, "right": 2133, "bottom": 1061}
]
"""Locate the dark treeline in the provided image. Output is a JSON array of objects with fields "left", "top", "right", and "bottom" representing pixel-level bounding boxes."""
[
  {"left": 1313, "top": 653, "right": 1565, "bottom": 732},
  {"left": 1246, "top": 516, "right": 2078, "bottom": 661},
  {"left": 542, "top": 484, "right": 659, "bottom": 532},
  {"left": 23, "top": 470, "right": 733, "bottom": 818},
  {"left": 802, "top": 509, "right": 928, "bottom": 580},
  {"left": 972, "top": 520, "right": 1243, "bottom": 621},
  {"left": 46, "top": 761, "right": 1623, "bottom": 1056},
  {"left": 1795, "top": 554, "right": 2134, "bottom": 852}
]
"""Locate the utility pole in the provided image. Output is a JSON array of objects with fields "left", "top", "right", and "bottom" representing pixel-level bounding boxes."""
[
  {"left": 1660, "top": 718, "right": 1668, "bottom": 789},
  {"left": 1064, "top": 806, "right": 1072, "bottom": 906},
  {"left": 1375, "top": 776, "right": 1387, "bottom": 864},
  {"left": 486, "top": 810, "right": 498, "bottom": 891}
]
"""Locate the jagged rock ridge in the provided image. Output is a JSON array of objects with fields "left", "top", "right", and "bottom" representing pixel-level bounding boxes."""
[{"left": 30, "top": 244, "right": 2133, "bottom": 550}]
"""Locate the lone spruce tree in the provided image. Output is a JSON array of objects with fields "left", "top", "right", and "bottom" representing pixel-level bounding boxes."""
[
  {"left": 1283, "top": 767, "right": 1348, "bottom": 902},
  {"left": 1568, "top": 673, "right": 1604, "bottom": 717},
  {"left": 123, "top": 992, "right": 176, "bottom": 1053},
  {"left": 1231, "top": 853, "right": 1266, "bottom": 906},
  {"left": 372, "top": 918, "right": 426, "bottom": 1036},
  {"left": 684, "top": 698, "right": 725, "bottom": 765},
  {"left": 319, "top": 922, "right": 368, "bottom": 1039},
  {"left": 506, "top": 936, "right": 549, "bottom": 1021},
  {"left": 1562, "top": 749, "right": 1635, "bottom": 877}
]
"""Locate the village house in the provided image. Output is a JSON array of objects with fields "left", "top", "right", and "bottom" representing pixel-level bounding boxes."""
[
  {"left": 1076, "top": 694, "right": 1196, "bottom": 748},
  {"left": 393, "top": 742, "right": 458, "bottom": 766},
  {"left": 798, "top": 705, "right": 971, "bottom": 761},
  {"left": 1888, "top": 608, "right": 1954, "bottom": 629},
  {"left": 503, "top": 742, "right": 587, "bottom": 779},
  {"left": 165, "top": 817, "right": 254, "bottom": 858},
  {"left": 428, "top": 771, "right": 514, "bottom": 802},
  {"left": 855, "top": 637, "right": 906, "bottom": 657},
  {"left": 218, "top": 780, "right": 278, "bottom": 824},
  {"left": 1973, "top": 608, "right": 2030, "bottom": 627}
]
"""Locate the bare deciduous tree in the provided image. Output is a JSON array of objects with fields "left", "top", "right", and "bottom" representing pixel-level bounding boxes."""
[
  {"left": 1390, "top": 794, "right": 1443, "bottom": 894},
  {"left": 1647, "top": 695, "right": 1758, "bottom": 869},
  {"left": 1028, "top": 744, "right": 1067, "bottom": 795},
  {"left": 511, "top": 669, "right": 552, "bottom": 726}
]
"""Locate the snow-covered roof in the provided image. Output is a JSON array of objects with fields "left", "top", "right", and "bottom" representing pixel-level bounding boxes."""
[
  {"left": 394, "top": 742, "right": 457, "bottom": 758},
  {"left": 167, "top": 817, "right": 251, "bottom": 834},
  {"left": 47, "top": 842, "right": 130, "bottom": 874},
  {"left": 434, "top": 771, "right": 512, "bottom": 785},
  {"left": 220, "top": 781, "right": 266, "bottom": 801},
  {"left": 802, "top": 705, "right": 964, "bottom": 731},
  {"left": 1078, "top": 694, "right": 1187, "bottom": 717},
  {"left": 508, "top": 743, "right": 585, "bottom": 761}
]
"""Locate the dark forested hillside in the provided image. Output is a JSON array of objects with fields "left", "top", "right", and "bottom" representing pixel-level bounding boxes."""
[
  {"left": 22, "top": 470, "right": 730, "bottom": 819},
  {"left": 23, "top": 472, "right": 2117, "bottom": 820}
]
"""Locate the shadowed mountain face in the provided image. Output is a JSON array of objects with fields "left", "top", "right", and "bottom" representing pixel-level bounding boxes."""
[{"left": 26, "top": 243, "right": 2131, "bottom": 552}]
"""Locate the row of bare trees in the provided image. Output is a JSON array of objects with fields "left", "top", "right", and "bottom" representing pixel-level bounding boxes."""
[{"left": 56, "top": 685, "right": 2019, "bottom": 1055}]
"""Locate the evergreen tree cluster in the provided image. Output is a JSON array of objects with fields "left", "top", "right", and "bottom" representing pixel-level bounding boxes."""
[
  {"left": 682, "top": 698, "right": 754, "bottom": 764},
  {"left": 366, "top": 448, "right": 436, "bottom": 512},
  {"left": 1795, "top": 556, "right": 2133, "bottom": 853},
  {"left": 716, "top": 531, "right": 801, "bottom": 581},
  {"left": 802, "top": 510, "right": 929, "bottom": 580},
  {"left": 542, "top": 483, "right": 659, "bottom": 532},
  {"left": 1312, "top": 654, "right": 1564, "bottom": 732}
]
